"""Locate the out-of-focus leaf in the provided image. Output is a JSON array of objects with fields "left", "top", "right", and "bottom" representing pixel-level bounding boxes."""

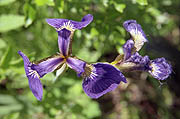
[
  {"left": 0, "top": 38, "right": 7, "bottom": 49},
  {"left": 34, "top": 0, "right": 54, "bottom": 6},
  {"left": 0, "top": 104, "right": 23, "bottom": 115},
  {"left": 133, "top": 0, "right": 148, "bottom": 5},
  {"left": 90, "top": 27, "right": 99, "bottom": 37},
  {"left": 0, "top": 94, "right": 18, "bottom": 104},
  {"left": 0, "top": 95, "right": 23, "bottom": 115},
  {"left": 23, "top": 3, "right": 36, "bottom": 27},
  {"left": 0, "top": 15, "right": 25, "bottom": 32},
  {"left": 0, "top": 0, "right": 15, "bottom": 6},
  {"left": 0, "top": 46, "right": 13, "bottom": 69},
  {"left": 114, "top": 3, "right": 126, "bottom": 13},
  {"left": 77, "top": 47, "right": 101, "bottom": 62}
]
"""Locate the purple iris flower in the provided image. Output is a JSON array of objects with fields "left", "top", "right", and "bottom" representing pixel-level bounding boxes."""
[
  {"left": 81, "top": 63, "right": 127, "bottom": 99},
  {"left": 18, "top": 49, "right": 85, "bottom": 101},
  {"left": 148, "top": 58, "right": 172, "bottom": 80},
  {"left": 18, "top": 15, "right": 94, "bottom": 101},
  {"left": 115, "top": 38, "right": 172, "bottom": 80},
  {"left": 123, "top": 20, "right": 148, "bottom": 51}
]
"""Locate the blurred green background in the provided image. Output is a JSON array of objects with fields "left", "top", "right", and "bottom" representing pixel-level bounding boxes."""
[{"left": 0, "top": 0, "right": 180, "bottom": 119}]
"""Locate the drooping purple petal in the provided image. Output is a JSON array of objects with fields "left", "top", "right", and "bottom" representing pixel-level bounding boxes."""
[
  {"left": 66, "top": 57, "right": 86, "bottom": 76},
  {"left": 28, "top": 75, "right": 43, "bottom": 101},
  {"left": 123, "top": 39, "right": 134, "bottom": 60},
  {"left": 123, "top": 20, "right": 147, "bottom": 51},
  {"left": 148, "top": 58, "right": 172, "bottom": 80},
  {"left": 18, "top": 51, "right": 43, "bottom": 101},
  {"left": 18, "top": 51, "right": 65, "bottom": 101},
  {"left": 58, "top": 29, "right": 71, "bottom": 56},
  {"left": 46, "top": 14, "right": 93, "bottom": 32},
  {"left": 82, "top": 63, "right": 127, "bottom": 99}
]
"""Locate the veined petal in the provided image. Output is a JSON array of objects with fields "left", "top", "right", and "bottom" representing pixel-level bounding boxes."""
[
  {"left": 148, "top": 58, "right": 172, "bottom": 80},
  {"left": 18, "top": 51, "right": 65, "bottom": 100},
  {"left": 70, "top": 14, "right": 93, "bottom": 29},
  {"left": 46, "top": 14, "right": 93, "bottom": 32},
  {"left": 18, "top": 51, "right": 43, "bottom": 101},
  {"left": 123, "top": 39, "right": 134, "bottom": 60},
  {"left": 82, "top": 63, "right": 126, "bottom": 99},
  {"left": 66, "top": 57, "right": 86, "bottom": 76},
  {"left": 58, "top": 29, "right": 71, "bottom": 56},
  {"left": 123, "top": 20, "right": 147, "bottom": 51},
  {"left": 33, "top": 54, "right": 65, "bottom": 77},
  {"left": 28, "top": 75, "right": 43, "bottom": 101}
]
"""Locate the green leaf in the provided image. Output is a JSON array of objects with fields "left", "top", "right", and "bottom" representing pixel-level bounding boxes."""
[
  {"left": 23, "top": 3, "right": 36, "bottom": 27},
  {"left": 0, "top": 94, "right": 18, "bottom": 104},
  {"left": 0, "top": 38, "right": 7, "bottom": 49},
  {"left": 0, "top": 0, "right": 16, "bottom": 6},
  {"left": 34, "top": 0, "right": 54, "bottom": 6},
  {"left": 135, "top": 0, "right": 148, "bottom": 5},
  {"left": 0, "top": 14, "right": 25, "bottom": 32},
  {"left": 0, "top": 46, "right": 13, "bottom": 69},
  {"left": 114, "top": 3, "right": 126, "bottom": 13},
  {"left": 0, "top": 104, "right": 22, "bottom": 115}
]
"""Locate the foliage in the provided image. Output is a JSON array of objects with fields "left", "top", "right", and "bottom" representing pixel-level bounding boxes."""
[{"left": 0, "top": 0, "right": 179, "bottom": 119}]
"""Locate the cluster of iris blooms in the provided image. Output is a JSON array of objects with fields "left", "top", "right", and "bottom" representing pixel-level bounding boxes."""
[{"left": 18, "top": 14, "right": 172, "bottom": 101}]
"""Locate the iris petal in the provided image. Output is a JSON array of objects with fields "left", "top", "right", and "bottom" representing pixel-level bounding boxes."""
[
  {"left": 18, "top": 51, "right": 64, "bottom": 100},
  {"left": 46, "top": 14, "right": 93, "bottom": 32},
  {"left": 123, "top": 20, "right": 147, "bottom": 51},
  {"left": 66, "top": 57, "right": 86, "bottom": 77},
  {"left": 18, "top": 51, "right": 43, "bottom": 101},
  {"left": 33, "top": 55, "right": 65, "bottom": 77},
  {"left": 82, "top": 63, "right": 126, "bottom": 99},
  {"left": 149, "top": 58, "right": 172, "bottom": 80},
  {"left": 125, "top": 52, "right": 150, "bottom": 70},
  {"left": 123, "top": 39, "right": 134, "bottom": 60},
  {"left": 58, "top": 29, "right": 71, "bottom": 56},
  {"left": 28, "top": 75, "right": 43, "bottom": 101}
]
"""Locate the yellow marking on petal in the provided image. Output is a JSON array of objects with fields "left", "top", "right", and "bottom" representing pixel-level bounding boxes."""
[{"left": 56, "top": 21, "right": 75, "bottom": 32}]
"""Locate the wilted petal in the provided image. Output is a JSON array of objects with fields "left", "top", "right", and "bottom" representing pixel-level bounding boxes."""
[
  {"left": 46, "top": 14, "right": 93, "bottom": 32},
  {"left": 148, "top": 58, "right": 172, "bottom": 80},
  {"left": 66, "top": 57, "right": 86, "bottom": 76},
  {"left": 123, "top": 39, "right": 134, "bottom": 60},
  {"left": 123, "top": 20, "right": 147, "bottom": 51},
  {"left": 82, "top": 63, "right": 126, "bottom": 99},
  {"left": 125, "top": 52, "right": 150, "bottom": 70},
  {"left": 58, "top": 29, "right": 71, "bottom": 56}
]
